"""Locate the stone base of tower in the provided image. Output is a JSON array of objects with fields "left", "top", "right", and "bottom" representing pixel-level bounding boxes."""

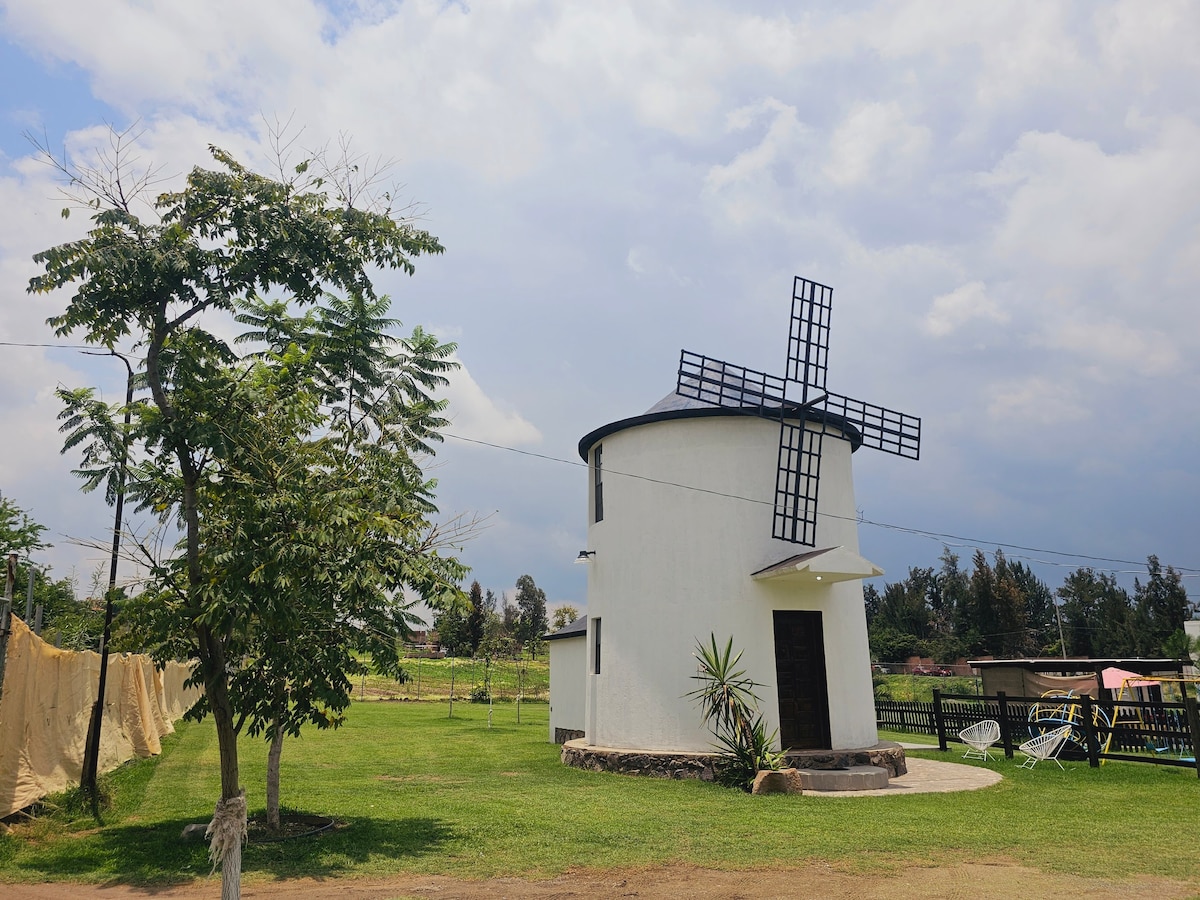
[{"left": 561, "top": 739, "right": 906, "bottom": 780}]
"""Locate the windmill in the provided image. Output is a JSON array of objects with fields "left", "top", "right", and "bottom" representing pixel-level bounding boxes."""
[{"left": 676, "top": 276, "right": 921, "bottom": 546}]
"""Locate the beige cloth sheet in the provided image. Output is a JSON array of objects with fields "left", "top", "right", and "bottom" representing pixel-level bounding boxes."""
[{"left": 0, "top": 616, "right": 202, "bottom": 817}]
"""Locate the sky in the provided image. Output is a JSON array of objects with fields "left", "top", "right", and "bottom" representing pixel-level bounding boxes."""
[{"left": 1, "top": 0, "right": 1198, "bottom": 620}]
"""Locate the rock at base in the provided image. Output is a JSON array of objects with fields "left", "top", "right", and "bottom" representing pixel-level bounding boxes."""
[{"left": 751, "top": 768, "right": 804, "bottom": 795}]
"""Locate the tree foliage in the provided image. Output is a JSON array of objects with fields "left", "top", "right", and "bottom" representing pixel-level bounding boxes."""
[
  {"left": 30, "top": 135, "right": 455, "bottom": 892},
  {"left": 514, "top": 573, "right": 548, "bottom": 656},
  {"left": 0, "top": 493, "right": 98, "bottom": 650},
  {"left": 867, "top": 546, "right": 1195, "bottom": 663},
  {"left": 0, "top": 493, "right": 49, "bottom": 558},
  {"left": 551, "top": 604, "right": 581, "bottom": 631},
  {"left": 465, "top": 580, "right": 486, "bottom": 655}
]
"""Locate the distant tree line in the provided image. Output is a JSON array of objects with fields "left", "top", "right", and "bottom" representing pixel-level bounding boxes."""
[
  {"left": 865, "top": 548, "right": 1195, "bottom": 664},
  {"left": 433, "top": 574, "right": 579, "bottom": 660},
  {"left": 0, "top": 492, "right": 107, "bottom": 651}
]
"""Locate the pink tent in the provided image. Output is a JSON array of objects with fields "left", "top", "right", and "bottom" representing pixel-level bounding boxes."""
[{"left": 1100, "top": 667, "right": 1158, "bottom": 690}]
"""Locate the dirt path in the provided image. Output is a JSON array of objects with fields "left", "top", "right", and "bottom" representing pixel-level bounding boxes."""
[{"left": 5, "top": 861, "right": 1197, "bottom": 899}]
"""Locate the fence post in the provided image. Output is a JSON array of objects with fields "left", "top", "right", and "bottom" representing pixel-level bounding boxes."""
[
  {"left": 933, "top": 689, "right": 947, "bottom": 751},
  {"left": 1185, "top": 696, "right": 1200, "bottom": 780},
  {"left": 997, "top": 692, "right": 1013, "bottom": 759},
  {"left": 1081, "top": 694, "right": 1100, "bottom": 768},
  {"left": 0, "top": 554, "right": 15, "bottom": 701},
  {"left": 449, "top": 659, "right": 455, "bottom": 719}
]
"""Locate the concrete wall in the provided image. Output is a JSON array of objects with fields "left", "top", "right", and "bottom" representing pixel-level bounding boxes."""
[
  {"left": 548, "top": 634, "right": 586, "bottom": 741},
  {"left": 582, "top": 412, "right": 878, "bottom": 753}
]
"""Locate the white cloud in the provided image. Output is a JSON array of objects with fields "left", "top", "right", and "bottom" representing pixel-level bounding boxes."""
[
  {"left": 923, "top": 282, "right": 1008, "bottom": 337},
  {"left": 702, "top": 98, "right": 812, "bottom": 229},
  {"left": 984, "top": 119, "right": 1200, "bottom": 277},
  {"left": 1094, "top": 0, "right": 1200, "bottom": 78},
  {"left": 824, "top": 101, "right": 931, "bottom": 188},
  {"left": 442, "top": 357, "right": 541, "bottom": 447},
  {"left": 1047, "top": 318, "right": 1182, "bottom": 379},
  {"left": 986, "top": 375, "right": 1089, "bottom": 428},
  {"left": 5, "top": 0, "right": 1200, "bottom": 605},
  {"left": 708, "top": 97, "right": 804, "bottom": 193}
]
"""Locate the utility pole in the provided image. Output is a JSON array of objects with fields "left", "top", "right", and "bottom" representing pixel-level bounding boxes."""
[
  {"left": 1053, "top": 596, "right": 1068, "bottom": 659},
  {"left": 24, "top": 563, "right": 34, "bottom": 622},
  {"left": 80, "top": 352, "right": 134, "bottom": 802},
  {"left": 0, "top": 553, "right": 15, "bottom": 697}
]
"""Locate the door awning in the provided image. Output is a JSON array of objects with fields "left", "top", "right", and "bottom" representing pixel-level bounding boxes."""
[{"left": 750, "top": 546, "right": 884, "bottom": 584}]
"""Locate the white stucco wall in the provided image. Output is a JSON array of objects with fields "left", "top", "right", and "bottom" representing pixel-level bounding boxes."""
[
  {"left": 548, "top": 634, "right": 587, "bottom": 741},
  {"left": 582, "top": 412, "right": 878, "bottom": 753}
]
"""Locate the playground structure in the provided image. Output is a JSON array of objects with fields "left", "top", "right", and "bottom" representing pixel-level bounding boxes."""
[
  {"left": 1026, "top": 690, "right": 1112, "bottom": 749},
  {"left": 1106, "top": 670, "right": 1200, "bottom": 762},
  {"left": 1024, "top": 670, "right": 1200, "bottom": 761}
]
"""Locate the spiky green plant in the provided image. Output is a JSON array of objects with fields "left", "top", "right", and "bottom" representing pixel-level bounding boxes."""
[{"left": 687, "top": 634, "right": 785, "bottom": 790}]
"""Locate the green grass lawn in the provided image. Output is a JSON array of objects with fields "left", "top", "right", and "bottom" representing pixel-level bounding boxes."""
[
  {"left": 356, "top": 657, "right": 549, "bottom": 702},
  {"left": 873, "top": 673, "right": 981, "bottom": 702},
  {"left": 2, "top": 701, "right": 1198, "bottom": 887}
]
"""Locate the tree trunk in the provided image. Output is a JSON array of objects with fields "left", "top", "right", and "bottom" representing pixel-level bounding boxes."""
[
  {"left": 266, "top": 715, "right": 284, "bottom": 830},
  {"left": 212, "top": 690, "right": 244, "bottom": 900},
  {"left": 203, "top": 627, "right": 244, "bottom": 900}
]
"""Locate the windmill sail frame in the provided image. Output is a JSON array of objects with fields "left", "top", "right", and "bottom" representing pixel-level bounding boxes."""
[{"left": 675, "top": 275, "right": 921, "bottom": 547}]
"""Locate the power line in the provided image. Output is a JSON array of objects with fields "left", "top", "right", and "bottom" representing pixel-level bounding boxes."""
[
  {"left": 0, "top": 340, "right": 95, "bottom": 350},
  {"left": 441, "top": 431, "right": 1200, "bottom": 579}
]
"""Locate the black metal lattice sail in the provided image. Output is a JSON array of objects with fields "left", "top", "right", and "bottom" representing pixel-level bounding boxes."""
[{"left": 675, "top": 275, "right": 921, "bottom": 547}]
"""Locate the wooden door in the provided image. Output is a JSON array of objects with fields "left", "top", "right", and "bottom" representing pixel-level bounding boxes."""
[{"left": 773, "top": 610, "right": 831, "bottom": 750}]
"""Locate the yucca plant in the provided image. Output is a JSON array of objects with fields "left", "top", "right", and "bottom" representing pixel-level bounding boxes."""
[{"left": 687, "top": 634, "right": 785, "bottom": 790}]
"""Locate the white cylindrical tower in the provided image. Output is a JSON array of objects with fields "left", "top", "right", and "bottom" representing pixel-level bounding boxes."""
[{"left": 578, "top": 393, "right": 880, "bottom": 754}]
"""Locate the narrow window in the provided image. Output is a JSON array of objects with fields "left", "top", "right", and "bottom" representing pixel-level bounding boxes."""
[
  {"left": 593, "top": 444, "right": 604, "bottom": 523},
  {"left": 592, "top": 617, "right": 602, "bottom": 674}
]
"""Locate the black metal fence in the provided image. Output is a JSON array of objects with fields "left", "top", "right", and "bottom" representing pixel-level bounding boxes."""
[{"left": 877, "top": 690, "right": 1200, "bottom": 776}]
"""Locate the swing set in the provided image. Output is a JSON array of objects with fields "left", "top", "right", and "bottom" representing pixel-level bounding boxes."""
[
  {"left": 1105, "top": 669, "right": 1200, "bottom": 762},
  {"left": 1023, "top": 669, "right": 1199, "bottom": 764}
]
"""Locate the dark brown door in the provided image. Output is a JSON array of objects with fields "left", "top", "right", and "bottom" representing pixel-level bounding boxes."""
[{"left": 773, "top": 610, "right": 831, "bottom": 750}]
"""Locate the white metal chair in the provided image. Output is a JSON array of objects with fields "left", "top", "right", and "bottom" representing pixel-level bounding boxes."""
[
  {"left": 959, "top": 719, "right": 1001, "bottom": 761},
  {"left": 1017, "top": 724, "right": 1072, "bottom": 769}
]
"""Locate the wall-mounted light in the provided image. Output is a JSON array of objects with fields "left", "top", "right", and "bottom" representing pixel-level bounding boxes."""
[{"left": 575, "top": 550, "right": 596, "bottom": 564}]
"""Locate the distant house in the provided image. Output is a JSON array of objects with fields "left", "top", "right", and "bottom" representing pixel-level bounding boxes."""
[{"left": 546, "top": 616, "right": 587, "bottom": 743}]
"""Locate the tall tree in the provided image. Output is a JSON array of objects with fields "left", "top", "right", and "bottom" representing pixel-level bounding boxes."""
[
  {"left": 0, "top": 492, "right": 48, "bottom": 558},
  {"left": 873, "top": 567, "right": 934, "bottom": 640},
  {"left": 0, "top": 495, "right": 93, "bottom": 649},
  {"left": 433, "top": 602, "right": 471, "bottom": 657},
  {"left": 114, "top": 340, "right": 468, "bottom": 830},
  {"left": 31, "top": 134, "right": 444, "bottom": 899},
  {"left": 465, "top": 580, "right": 486, "bottom": 654},
  {"left": 1005, "top": 560, "right": 1055, "bottom": 654},
  {"left": 939, "top": 548, "right": 974, "bottom": 649},
  {"left": 862, "top": 583, "right": 882, "bottom": 626},
  {"left": 1132, "top": 555, "right": 1190, "bottom": 656},
  {"left": 514, "top": 574, "right": 548, "bottom": 655}
]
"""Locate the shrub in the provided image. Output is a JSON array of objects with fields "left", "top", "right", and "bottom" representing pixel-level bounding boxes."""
[
  {"left": 687, "top": 634, "right": 785, "bottom": 791},
  {"left": 468, "top": 683, "right": 490, "bottom": 703}
]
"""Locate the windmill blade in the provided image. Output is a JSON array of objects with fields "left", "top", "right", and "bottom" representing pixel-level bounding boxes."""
[
  {"left": 785, "top": 276, "right": 834, "bottom": 401},
  {"left": 677, "top": 350, "right": 788, "bottom": 411},
  {"left": 773, "top": 416, "right": 827, "bottom": 546},
  {"left": 823, "top": 390, "right": 921, "bottom": 459}
]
